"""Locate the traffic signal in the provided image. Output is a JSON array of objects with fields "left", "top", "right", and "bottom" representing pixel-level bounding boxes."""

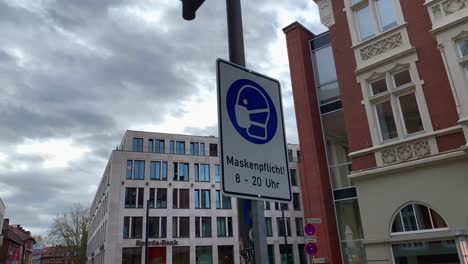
[{"left": 181, "top": 0, "right": 206, "bottom": 21}]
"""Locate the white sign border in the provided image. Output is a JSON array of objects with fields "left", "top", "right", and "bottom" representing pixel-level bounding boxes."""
[{"left": 216, "top": 58, "right": 292, "bottom": 202}]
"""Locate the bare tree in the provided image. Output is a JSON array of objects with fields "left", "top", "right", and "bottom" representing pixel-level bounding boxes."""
[{"left": 48, "top": 203, "right": 89, "bottom": 264}]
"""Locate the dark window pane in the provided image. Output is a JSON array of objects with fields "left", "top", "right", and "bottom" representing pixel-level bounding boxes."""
[
  {"left": 414, "top": 204, "right": 432, "bottom": 230},
  {"left": 179, "top": 217, "right": 190, "bottom": 238},
  {"left": 376, "top": 100, "right": 398, "bottom": 140},
  {"left": 296, "top": 218, "right": 304, "bottom": 236},
  {"left": 209, "top": 144, "right": 218, "bottom": 156},
  {"left": 290, "top": 169, "right": 297, "bottom": 186},
  {"left": 371, "top": 79, "right": 388, "bottom": 95},
  {"left": 335, "top": 199, "right": 364, "bottom": 240},
  {"left": 123, "top": 217, "right": 129, "bottom": 238},
  {"left": 122, "top": 247, "right": 141, "bottom": 264},
  {"left": 179, "top": 189, "right": 189, "bottom": 209},
  {"left": 156, "top": 189, "right": 167, "bottom": 208},
  {"left": 293, "top": 193, "right": 301, "bottom": 211},
  {"left": 430, "top": 209, "right": 448, "bottom": 229},
  {"left": 265, "top": 218, "right": 273, "bottom": 237},
  {"left": 392, "top": 213, "right": 404, "bottom": 233},
  {"left": 173, "top": 246, "right": 190, "bottom": 264},
  {"left": 161, "top": 217, "right": 167, "bottom": 238},
  {"left": 172, "top": 189, "right": 178, "bottom": 209},
  {"left": 218, "top": 246, "right": 233, "bottom": 264},
  {"left": 298, "top": 244, "right": 306, "bottom": 264},
  {"left": 333, "top": 187, "right": 357, "bottom": 200},
  {"left": 268, "top": 245, "right": 275, "bottom": 264},
  {"left": 149, "top": 188, "right": 155, "bottom": 208},
  {"left": 401, "top": 204, "right": 418, "bottom": 231},
  {"left": 148, "top": 217, "right": 159, "bottom": 238},
  {"left": 394, "top": 70, "right": 412, "bottom": 87},
  {"left": 279, "top": 244, "right": 294, "bottom": 264},
  {"left": 125, "top": 188, "right": 136, "bottom": 208},
  {"left": 131, "top": 217, "right": 143, "bottom": 238},
  {"left": 137, "top": 188, "right": 144, "bottom": 208},
  {"left": 196, "top": 246, "right": 212, "bottom": 264},
  {"left": 399, "top": 93, "right": 424, "bottom": 134}
]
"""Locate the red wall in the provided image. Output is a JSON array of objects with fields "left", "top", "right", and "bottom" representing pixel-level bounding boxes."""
[{"left": 284, "top": 23, "right": 342, "bottom": 262}]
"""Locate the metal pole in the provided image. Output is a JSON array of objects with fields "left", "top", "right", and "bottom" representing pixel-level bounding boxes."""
[
  {"left": 281, "top": 206, "right": 290, "bottom": 264},
  {"left": 145, "top": 200, "right": 150, "bottom": 264},
  {"left": 225, "top": 0, "right": 268, "bottom": 263}
]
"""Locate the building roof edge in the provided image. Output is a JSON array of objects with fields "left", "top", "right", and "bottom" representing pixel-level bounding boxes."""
[{"left": 282, "top": 21, "right": 315, "bottom": 37}]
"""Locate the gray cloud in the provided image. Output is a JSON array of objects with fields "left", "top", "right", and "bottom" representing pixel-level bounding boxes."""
[{"left": 0, "top": 0, "right": 322, "bottom": 234}]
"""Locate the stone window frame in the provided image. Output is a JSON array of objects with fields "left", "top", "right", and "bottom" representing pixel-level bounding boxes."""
[
  {"left": 359, "top": 56, "right": 434, "bottom": 146},
  {"left": 345, "top": 0, "right": 405, "bottom": 45},
  {"left": 454, "top": 31, "right": 468, "bottom": 80}
]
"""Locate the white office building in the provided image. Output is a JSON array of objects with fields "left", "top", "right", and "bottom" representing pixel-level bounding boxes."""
[{"left": 87, "top": 130, "right": 306, "bottom": 264}]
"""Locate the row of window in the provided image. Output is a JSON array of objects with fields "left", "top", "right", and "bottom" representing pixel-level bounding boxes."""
[
  {"left": 126, "top": 160, "right": 220, "bottom": 182},
  {"left": 124, "top": 188, "right": 232, "bottom": 209},
  {"left": 126, "top": 160, "right": 300, "bottom": 186},
  {"left": 122, "top": 244, "right": 307, "bottom": 264},
  {"left": 132, "top": 138, "right": 219, "bottom": 156},
  {"left": 122, "top": 216, "right": 305, "bottom": 239},
  {"left": 353, "top": 0, "right": 398, "bottom": 41},
  {"left": 123, "top": 216, "right": 234, "bottom": 239},
  {"left": 124, "top": 187, "right": 302, "bottom": 211}
]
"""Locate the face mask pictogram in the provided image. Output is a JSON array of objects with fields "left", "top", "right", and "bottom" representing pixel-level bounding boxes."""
[{"left": 234, "top": 85, "right": 271, "bottom": 140}]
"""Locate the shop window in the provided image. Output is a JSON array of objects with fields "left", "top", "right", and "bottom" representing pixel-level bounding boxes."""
[
  {"left": 267, "top": 245, "right": 275, "bottom": 264},
  {"left": 173, "top": 246, "right": 190, "bottom": 264},
  {"left": 218, "top": 246, "right": 234, "bottom": 264},
  {"left": 122, "top": 247, "right": 141, "bottom": 264},
  {"left": 391, "top": 203, "right": 448, "bottom": 234},
  {"left": 196, "top": 246, "right": 212, "bottom": 264},
  {"left": 392, "top": 240, "right": 460, "bottom": 264}
]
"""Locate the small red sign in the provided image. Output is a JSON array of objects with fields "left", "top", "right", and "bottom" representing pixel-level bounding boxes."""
[
  {"left": 305, "top": 243, "right": 318, "bottom": 256},
  {"left": 304, "top": 223, "right": 317, "bottom": 236}
]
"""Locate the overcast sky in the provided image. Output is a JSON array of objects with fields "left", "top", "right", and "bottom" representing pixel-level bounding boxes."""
[{"left": 0, "top": 0, "right": 326, "bottom": 235}]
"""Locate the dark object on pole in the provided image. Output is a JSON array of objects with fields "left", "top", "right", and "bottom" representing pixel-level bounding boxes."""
[
  {"left": 181, "top": 0, "right": 206, "bottom": 21},
  {"left": 145, "top": 200, "right": 152, "bottom": 264},
  {"left": 282, "top": 205, "right": 290, "bottom": 264}
]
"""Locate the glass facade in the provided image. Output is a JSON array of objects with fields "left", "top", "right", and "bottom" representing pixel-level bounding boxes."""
[
  {"left": 311, "top": 32, "right": 365, "bottom": 263},
  {"left": 196, "top": 246, "right": 212, "bottom": 264}
]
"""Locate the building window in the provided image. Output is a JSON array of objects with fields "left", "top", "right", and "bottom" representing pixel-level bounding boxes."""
[
  {"left": 279, "top": 244, "right": 294, "bottom": 264},
  {"left": 195, "top": 217, "right": 212, "bottom": 237},
  {"left": 196, "top": 246, "right": 212, "bottom": 263},
  {"left": 172, "top": 189, "right": 189, "bottom": 209},
  {"left": 122, "top": 247, "right": 141, "bottom": 264},
  {"left": 218, "top": 246, "right": 234, "bottom": 264},
  {"left": 312, "top": 44, "right": 340, "bottom": 105},
  {"left": 133, "top": 138, "right": 143, "bottom": 152},
  {"left": 296, "top": 218, "right": 304, "bottom": 236},
  {"left": 209, "top": 144, "right": 218, "bottom": 156},
  {"left": 290, "top": 169, "right": 298, "bottom": 186},
  {"left": 298, "top": 244, "right": 306, "bottom": 264},
  {"left": 297, "top": 150, "right": 301, "bottom": 161},
  {"left": 148, "top": 139, "right": 154, "bottom": 152},
  {"left": 195, "top": 189, "right": 211, "bottom": 209},
  {"left": 215, "top": 190, "right": 231, "bottom": 209},
  {"left": 214, "top": 164, "right": 220, "bottom": 183},
  {"left": 172, "top": 217, "right": 190, "bottom": 238},
  {"left": 148, "top": 217, "right": 167, "bottom": 238},
  {"left": 217, "top": 217, "right": 233, "bottom": 237},
  {"left": 155, "top": 139, "right": 165, "bottom": 153},
  {"left": 457, "top": 38, "right": 468, "bottom": 80},
  {"left": 335, "top": 198, "right": 364, "bottom": 240},
  {"left": 268, "top": 245, "right": 275, "bottom": 264},
  {"left": 123, "top": 217, "right": 130, "bottom": 238},
  {"left": 173, "top": 162, "right": 189, "bottom": 181},
  {"left": 277, "top": 218, "right": 291, "bottom": 237},
  {"left": 392, "top": 240, "right": 460, "bottom": 263},
  {"left": 176, "top": 141, "right": 185, "bottom": 154},
  {"left": 173, "top": 246, "right": 190, "bottom": 264},
  {"left": 169, "top": 140, "right": 175, "bottom": 154},
  {"left": 288, "top": 149, "right": 293, "bottom": 161},
  {"left": 351, "top": 0, "right": 398, "bottom": 41},
  {"left": 150, "top": 161, "right": 168, "bottom": 180},
  {"left": 265, "top": 217, "right": 273, "bottom": 237},
  {"left": 123, "top": 216, "right": 143, "bottom": 239},
  {"left": 124, "top": 188, "right": 136, "bottom": 208},
  {"left": 264, "top": 201, "right": 271, "bottom": 210},
  {"left": 150, "top": 188, "right": 167, "bottom": 209},
  {"left": 369, "top": 69, "right": 425, "bottom": 142},
  {"left": 200, "top": 143, "right": 205, "bottom": 156},
  {"left": 195, "top": 164, "right": 210, "bottom": 182},
  {"left": 391, "top": 203, "right": 448, "bottom": 234},
  {"left": 126, "top": 160, "right": 145, "bottom": 180},
  {"left": 293, "top": 193, "right": 301, "bottom": 211},
  {"left": 190, "top": 142, "right": 199, "bottom": 155}
]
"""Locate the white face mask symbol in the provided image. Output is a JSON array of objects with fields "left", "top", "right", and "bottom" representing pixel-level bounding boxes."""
[{"left": 234, "top": 85, "right": 271, "bottom": 140}]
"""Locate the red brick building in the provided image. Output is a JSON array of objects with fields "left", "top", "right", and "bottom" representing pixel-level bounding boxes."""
[
  {"left": 40, "top": 245, "right": 77, "bottom": 264},
  {"left": 284, "top": 0, "right": 468, "bottom": 263},
  {"left": 0, "top": 219, "right": 36, "bottom": 264}
]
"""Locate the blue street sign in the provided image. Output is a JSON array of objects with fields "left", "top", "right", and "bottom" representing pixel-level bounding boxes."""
[
  {"left": 305, "top": 243, "right": 318, "bottom": 256},
  {"left": 304, "top": 223, "right": 317, "bottom": 236}
]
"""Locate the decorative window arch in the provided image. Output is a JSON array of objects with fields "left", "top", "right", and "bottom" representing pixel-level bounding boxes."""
[{"left": 391, "top": 203, "right": 448, "bottom": 234}]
